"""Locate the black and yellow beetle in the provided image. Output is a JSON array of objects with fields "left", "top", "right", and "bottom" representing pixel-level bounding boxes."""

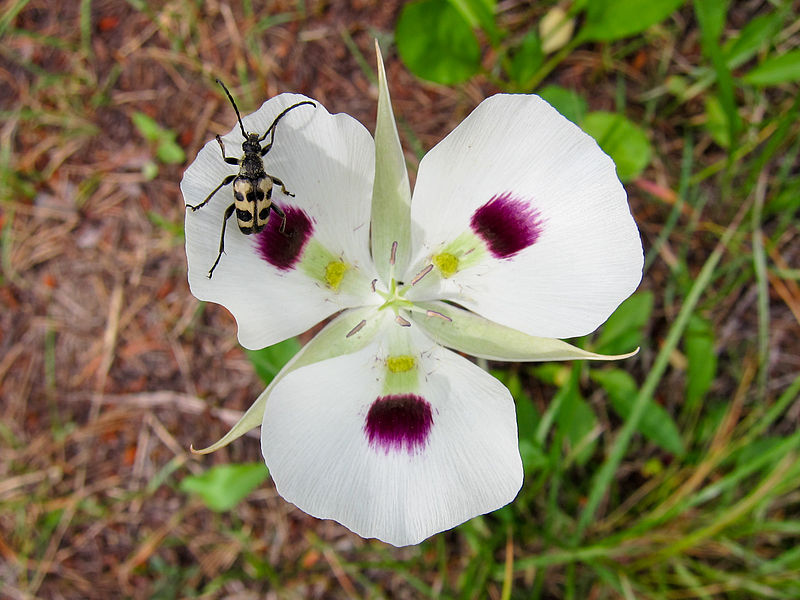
[{"left": 187, "top": 79, "right": 315, "bottom": 278}]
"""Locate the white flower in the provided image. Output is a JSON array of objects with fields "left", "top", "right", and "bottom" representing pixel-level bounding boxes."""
[{"left": 181, "top": 44, "right": 643, "bottom": 547}]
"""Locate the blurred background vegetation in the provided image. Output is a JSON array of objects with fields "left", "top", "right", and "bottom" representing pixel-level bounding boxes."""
[{"left": 1, "top": 0, "right": 799, "bottom": 598}]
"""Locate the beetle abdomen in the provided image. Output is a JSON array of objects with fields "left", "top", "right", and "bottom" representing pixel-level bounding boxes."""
[{"left": 233, "top": 176, "right": 274, "bottom": 235}]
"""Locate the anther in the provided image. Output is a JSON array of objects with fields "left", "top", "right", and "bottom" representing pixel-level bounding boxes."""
[
  {"left": 346, "top": 319, "right": 367, "bottom": 338},
  {"left": 371, "top": 278, "right": 377, "bottom": 292},
  {"left": 390, "top": 241, "right": 398, "bottom": 266},
  {"left": 426, "top": 309, "right": 452, "bottom": 322},
  {"left": 410, "top": 264, "right": 434, "bottom": 286},
  {"left": 395, "top": 315, "right": 411, "bottom": 327}
]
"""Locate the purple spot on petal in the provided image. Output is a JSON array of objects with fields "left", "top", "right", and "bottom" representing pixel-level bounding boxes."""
[
  {"left": 364, "top": 394, "right": 433, "bottom": 455},
  {"left": 470, "top": 192, "right": 543, "bottom": 259},
  {"left": 255, "top": 205, "right": 314, "bottom": 271}
]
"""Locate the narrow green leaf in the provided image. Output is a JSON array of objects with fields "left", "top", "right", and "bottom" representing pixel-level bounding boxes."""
[
  {"left": 246, "top": 337, "right": 302, "bottom": 385},
  {"left": 703, "top": 94, "right": 731, "bottom": 148},
  {"left": 591, "top": 369, "right": 685, "bottom": 455},
  {"left": 694, "top": 0, "right": 740, "bottom": 147},
  {"left": 580, "top": 0, "right": 685, "bottom": 42},
  {"left": 179, "top": 463, "right": 269, "bottom": 511},
  {"left": 581, "top": 112, "right": 652, "bottom": 182},
  {"left": 555, "top": 367, "right": 597, "bottom": 466},
  {"left": 575, "top": 199, "right": 749, "bottom": 541},
  {"left": 723, "top": 12, "right": 782, "bottom": 69},
  {"left": 538, "top": 85, "right": 587, "bottom": 124},
  {"left": 685, "top": 315, "right": 717, "bottom": 409},
  {"left": 395, "top": 0, "right": 481, "bottom": 84},
  {"left": 594, "top": 291, "right": 654, "bottom": 356},
  {"left": 742, "top": 49, "right": 800, "bottom": 86}
]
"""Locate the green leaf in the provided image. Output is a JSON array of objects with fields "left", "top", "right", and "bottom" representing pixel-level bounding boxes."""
[
  {"left": 580, "top": 0, "right": 685, "bottom": 42},
  {"left": 581, "top": 111, "right": 652, "bottom": 181},
  {"left": 179, "top": 463, "right": 269, "bottom": 512},
  {"left": 704, "top": 94, "right": 731, "bottom": 148},
  {"left": 591, "top": 369, "right": 685, "bottom": 456},
  {"left": 245, "top": 337, "right": 302, "bottom": 385},
  {"left": 723, "top": 12, "right": 782, "bottom": 69},
  {"left": 594, "top": 291, "right": 654, "bottom": 356},
  {"left": 156, "top": 138, "right": 186, "bottom": 165},
  {"left": 132, "top": 111, "right": 164, "bottom": 142},
  {"left": 555, "top": 366, "right": 597, "bottom": 466},
  {"left": 450, "top": 0, "right": 499, "bottom": 45},
  {"left": 684, "top": 315, "right": 716, "bottom": 408},
  {"left": 538, "top": 85, "right": 587, "bottom": 124},
  {"left": 742, "top": 49, "right": 800, "bottom": 86},
  {"left": 395, "top": 0, "right": 481, "bottom": 84},
  {"left": 507, "top": 31, "right": 543, "bottom": 86},
  {"left": 132, "top": 112, "right": 186, "bottom": 165}
]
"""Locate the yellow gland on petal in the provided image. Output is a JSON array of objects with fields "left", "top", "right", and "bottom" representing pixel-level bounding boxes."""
[
  {"left": 432, "top": 252, "right": 459, "bottom": 278},
  {"left": 324, "top": 260, "right": 349, "bottom": 290},
  {"left": 387, "top": 355, "right": 416, "bottom": 373},
  {"left": 384, "top": 354, "right": 419, "bottom": 394}
]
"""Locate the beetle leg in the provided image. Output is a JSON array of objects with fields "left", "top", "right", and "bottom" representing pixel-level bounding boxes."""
[
  {"left": 269, "top": 175, "right": 294, "bottom": 198},
  {"left": 187, "top": 174, "right": 235, "bottom": 211},
  {"left": 216, "top": 135, "right": 239, "bottom": 165},
  {"left": 207, "top": 203, "right": 236, "bottom": 278},
  {"left": 270, "top": 202, "right": 289, "bottom": 236}
]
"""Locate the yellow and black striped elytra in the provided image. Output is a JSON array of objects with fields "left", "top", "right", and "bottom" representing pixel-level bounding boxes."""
[{"left": 187, "top": 79, "right": 315, "bottom": 278}]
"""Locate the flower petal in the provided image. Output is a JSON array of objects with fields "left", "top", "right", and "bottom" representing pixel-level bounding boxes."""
[
  {"left": 182, "top": 93, "right": 377, "bottom": 349},
  {"left": 412, "top": 301, "right": 638, "bottom": 362},
  {"left": 261, "top": 327, "right": 522, "bottom": 546},
  {"left": 371, "top": 40, "right": 412, "bottom": 283},
  {"left": 405, "top": 94, "right": 643, "bottom": 339},
  {"left": 192, "top": 306, "right": 389, "bottom": 454}
]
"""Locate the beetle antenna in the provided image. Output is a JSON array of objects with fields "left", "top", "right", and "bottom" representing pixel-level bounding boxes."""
[{"left": 216, "top": 79, "right": 247, "bottom": 138}]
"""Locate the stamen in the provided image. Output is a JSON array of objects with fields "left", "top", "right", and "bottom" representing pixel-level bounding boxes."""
[
  {"left": 410, "top": 264, "right": 434, "bottom": 286},
  {"left": 395, "top": 315, "right": 411, "bottom": 327},
  {"left": 426, "top": 309, "right": 452, "bottom": 322},
  {"left": 346, "top": 319, "right": 367, "bottom": 338}
]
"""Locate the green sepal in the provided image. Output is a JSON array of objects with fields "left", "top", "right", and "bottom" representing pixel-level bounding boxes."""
[
  {"left": 370, "top": 40, "right": 412, "bottom": 283},
  {"left": 191, "top": 306, "right": 386, "bottom": 454},
  {"left": 412, "top": 301, "right": 638, "bottom": 362}
]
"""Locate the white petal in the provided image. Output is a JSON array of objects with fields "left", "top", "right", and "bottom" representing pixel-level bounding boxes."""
[
  {"left": 182, "top": 94, "right": 377, "bottom": 349},
  {"left": 405, "top": 94, "right": 643, "bottom": 338},
  {"left": 261, "top": 328, "right": 522, "bottom": 546}
]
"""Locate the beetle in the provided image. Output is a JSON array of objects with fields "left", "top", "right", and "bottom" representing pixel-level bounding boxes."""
[{"left": 186, "top": 79, "right": 315, "bottom": 278}]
